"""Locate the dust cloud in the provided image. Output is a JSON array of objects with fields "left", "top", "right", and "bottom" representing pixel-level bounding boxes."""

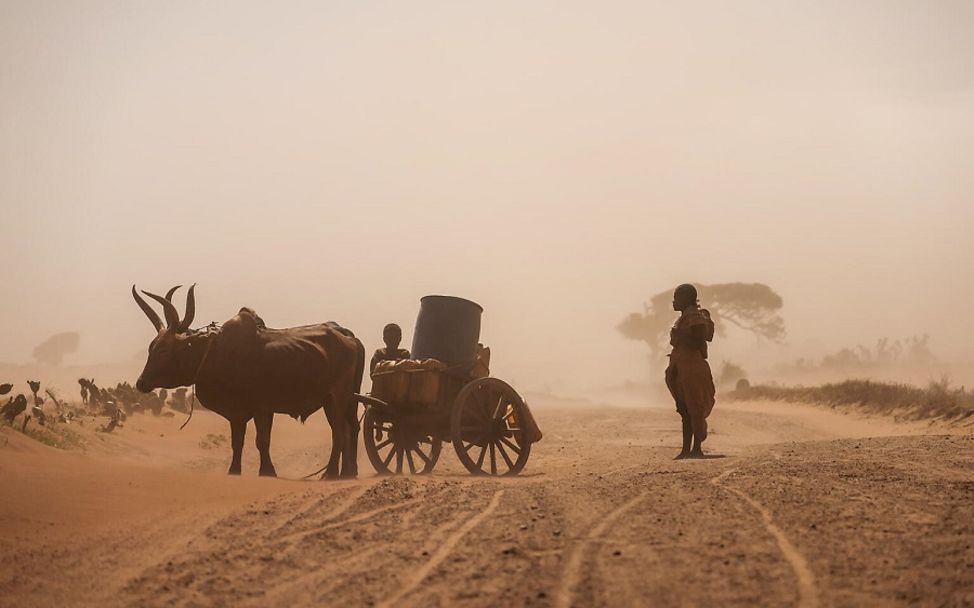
[
  {"left": 3, "top": 5, "right": 974, "bottom": 607},
  {"left": 1, "top": 1, "right": 972, "bottom": 395}
]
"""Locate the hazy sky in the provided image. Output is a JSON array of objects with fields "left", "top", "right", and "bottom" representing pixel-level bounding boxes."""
[{"left": 1, "top": 0, "right": 972, "bottom": 391}]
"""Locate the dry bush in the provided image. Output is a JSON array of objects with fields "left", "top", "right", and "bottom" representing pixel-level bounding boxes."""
[
  {"left": 729, "top": 377, "right": 974, "bottom": 421},
  {"left": 717, "top": 360, "right": 748, "bottom": 388},
  {"left": 778, "top": 335, "right": 937, "bottom": 378},
  {"left": 21, "top": 420, "right": 86, "bottom": 450}
]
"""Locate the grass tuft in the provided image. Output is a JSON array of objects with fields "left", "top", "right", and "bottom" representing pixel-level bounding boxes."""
[
  {"left": 20, "top": 421, "right": 86, "bottom": 450},
  {"left": 728, "top": 377, "right": 974, "bottom": 421}
]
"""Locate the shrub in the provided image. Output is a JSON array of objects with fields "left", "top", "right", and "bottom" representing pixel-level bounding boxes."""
[
  {"left": 717, "top": 361, "right": 747, "bottom": 388},
  {"left": 729, "top": 377, "right": 974, "bottom": 421}
]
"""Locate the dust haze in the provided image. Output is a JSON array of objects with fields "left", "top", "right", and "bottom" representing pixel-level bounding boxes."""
[
  {"left": 2, "top": 1, "right": 972, "bottom": 395},
  {"left": 4, "top": 3, "right": 974, "bottom": 608}
]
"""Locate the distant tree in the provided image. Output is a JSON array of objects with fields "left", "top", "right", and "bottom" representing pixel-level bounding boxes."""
[
  {"left": 717, "top": 360, "right": 748, "bottom": 388},
  {"left": 820, "top": 334, "right": 935, "bottom": 369},
  {"left": 617, "top": 282, "right": 785, "bottom": 369},
  {"left": 32, "top": 332, "right": 80, "bottom": 366}
]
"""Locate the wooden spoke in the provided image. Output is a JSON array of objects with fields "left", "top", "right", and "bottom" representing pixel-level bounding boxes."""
[
  {"left": 406, "top": 449, "right": 416, "bottom": 474},
  {"left": 480, "top": 389, "right": 495, "bottom": 418},
  {"left": 365, "top": 409, "right": 441, "bottom": 476},
  {"left": 496, "top": 440, "right": 515, "bottom": 470},
  {"left": 492, "top": 396, "right": 509, "bottom": 420},
  {"left": 498, "top": 436, "right": 522, "bottom": 455},
  {"left": 412, "top": 447, "right": 431, "bottom": 465},
  {"left": 452, "top": 377, "right": 532, "bottom": 477}
]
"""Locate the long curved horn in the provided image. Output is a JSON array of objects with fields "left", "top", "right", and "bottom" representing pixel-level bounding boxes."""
[
  {"left": 132, "top": 286, "right": 163, "bottom": 332},
  {"left": 178, "top": 284, "right": 196, "bottom": 332},
  {"left": 142, "top": 290, "right": 180, "bottom": 329},
  {"left": 165, "top": 285, "right": 182, "bottom": 301}
]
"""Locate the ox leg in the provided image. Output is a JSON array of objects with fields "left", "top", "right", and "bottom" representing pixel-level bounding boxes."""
[
  {"left": 228, "top": 418, "right": 247, "bottom": 475},
  {"left": 340, "top": 395, "right": 360, "bottom": 479},
  {"left": 321, "top": 400, "right": 345, "bottom": 480},
  {"left": 254, "top": 411, "right": 277, "bottom": 477}
]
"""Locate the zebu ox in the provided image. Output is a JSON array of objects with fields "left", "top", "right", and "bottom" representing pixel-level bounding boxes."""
[{"left": 132, "top": 285, "right": 365, "bottom": 478}]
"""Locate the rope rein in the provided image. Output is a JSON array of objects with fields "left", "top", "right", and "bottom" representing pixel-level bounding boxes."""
[{"left": 179, "top": 334, "right": 215, "bottom": 431}]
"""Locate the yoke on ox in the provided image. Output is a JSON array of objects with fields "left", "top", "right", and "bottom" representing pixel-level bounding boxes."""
[{"left": 132, "top": 285, "right": 365, "bottom": 479}]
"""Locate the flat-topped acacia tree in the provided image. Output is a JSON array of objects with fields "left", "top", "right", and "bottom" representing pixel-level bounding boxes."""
[{"left": 617, "top": 282, "right": 786, "bottom": 371}]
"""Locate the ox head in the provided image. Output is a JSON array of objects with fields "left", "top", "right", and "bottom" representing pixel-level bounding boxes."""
[{"left": 133, "top": 284, "right": 208, "bottom": 393}]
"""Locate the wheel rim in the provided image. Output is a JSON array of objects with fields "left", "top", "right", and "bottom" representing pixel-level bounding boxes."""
[
  {"left": 452, "top": 378, "right": 531, "bottom": 476},
  {"left": 363, "top": 409, "right": 441, "bottom": 475}
]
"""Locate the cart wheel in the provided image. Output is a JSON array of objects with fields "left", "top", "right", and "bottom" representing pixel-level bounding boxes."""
[
  {"left": 363, "top": 408, "right": 441, "bottom": 475},
  {"left": 451, "top": 377, "right": 532, "bottom": 476}
]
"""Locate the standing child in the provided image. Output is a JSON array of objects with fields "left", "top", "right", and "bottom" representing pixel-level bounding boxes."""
[{"left": 664, "top": 284, "right": 716, "bottom": 459}]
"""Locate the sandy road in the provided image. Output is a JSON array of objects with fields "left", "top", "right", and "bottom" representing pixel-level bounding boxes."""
[{"left": 1, "top": 397, "right": 972, "bottom": 607}]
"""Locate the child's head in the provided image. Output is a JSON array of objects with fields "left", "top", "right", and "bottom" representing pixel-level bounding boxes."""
[{"left": 382, "top": 323, "right": 402, "bottom": 349}]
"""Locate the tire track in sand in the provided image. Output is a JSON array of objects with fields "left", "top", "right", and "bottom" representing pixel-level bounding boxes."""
[
  {"left": 280, "top": 498, "right": 424, "bottom": 542},
  {"left": 555, "top": 490, "right": 651, "bottom": 608},
  {"left": 376, "top": 489, "right": 505, "bottom": 608},
  {"left": 711, "top": 468, "right": 819, "bottom": 608},
  {"left": 265, "top": 545, "right": 384, "bottom": 604},
  {"left": 269, "top": 484, "right": 373, "bottom": 536}
]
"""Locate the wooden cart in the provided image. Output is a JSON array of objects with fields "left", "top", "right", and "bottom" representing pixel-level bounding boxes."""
[{"left": 354, "top": 296, "right": 540, "bottom": 476}]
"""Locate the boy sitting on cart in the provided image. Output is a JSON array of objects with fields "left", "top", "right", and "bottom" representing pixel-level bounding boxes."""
[{"left": 370, "top": 323, "right": 411, "bottom": 375}]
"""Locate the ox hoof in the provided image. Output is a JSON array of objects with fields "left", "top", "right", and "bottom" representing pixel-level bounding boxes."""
[
  {"left": 228, "top": 467, "right": 242, "bottom": 475},
  {"left": 320, "top": 470, "right": 340, "bottom": 481},
  {"left": 259, "top": 467, "right": 277, "bottom": 478}
]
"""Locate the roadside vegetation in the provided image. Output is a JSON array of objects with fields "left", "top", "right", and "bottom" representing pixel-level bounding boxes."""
[
  {"left": 21, "top": 422, "right": 86, "bottom": 450},
  {"left": 728, "top": 378, "right": 974, "bottom": 421}
]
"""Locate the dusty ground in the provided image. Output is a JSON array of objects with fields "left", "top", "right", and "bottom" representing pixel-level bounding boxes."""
[{"left": 1, "top": 397, "right": 972, "bottom": 608}]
